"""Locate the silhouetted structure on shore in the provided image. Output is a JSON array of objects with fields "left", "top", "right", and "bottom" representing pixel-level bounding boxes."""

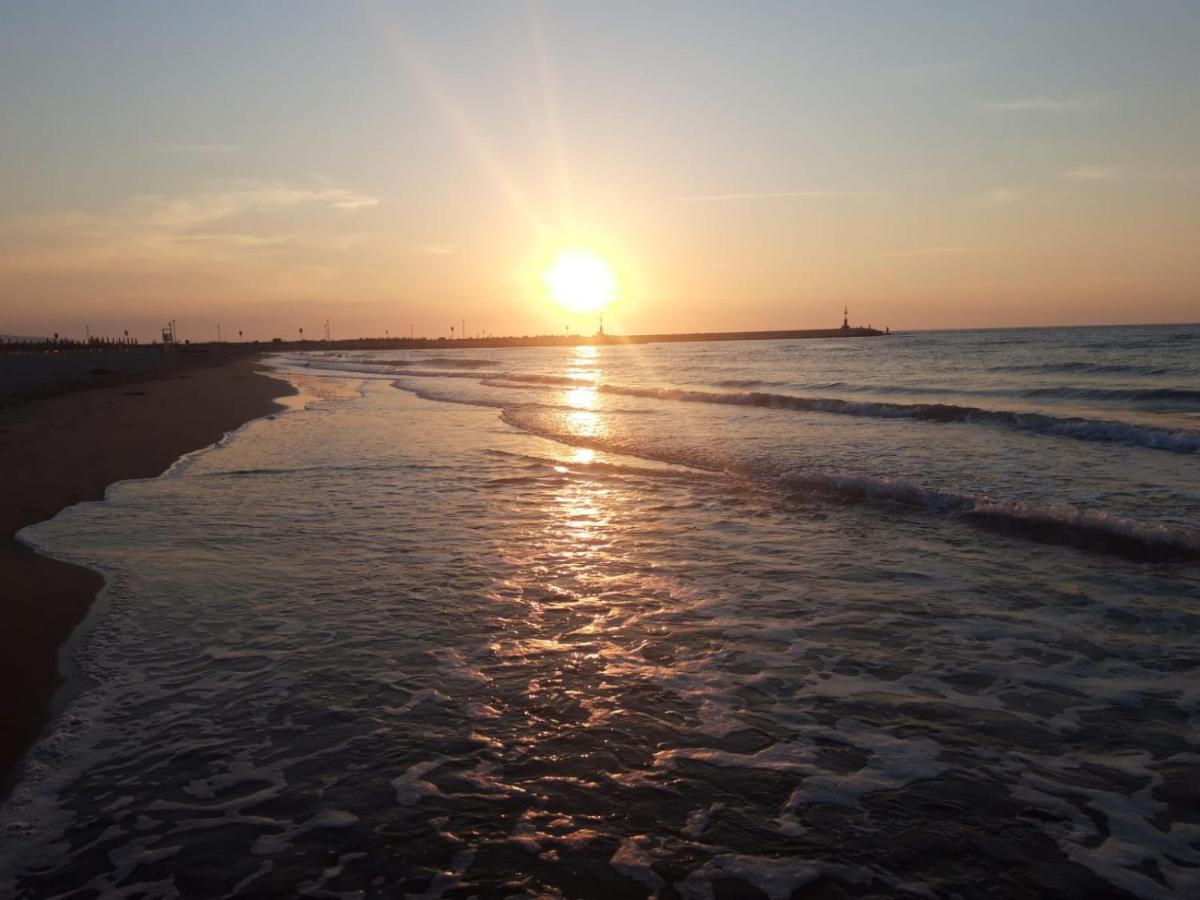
[
  {"left": 2, "top": 321, "right": 887, "bottom": 356},
  {"left": 0, "top": 334, "right": 141, "bottom": 353},
  {"left": 233, "top": 325, "right": 884, "bottom": 352}
]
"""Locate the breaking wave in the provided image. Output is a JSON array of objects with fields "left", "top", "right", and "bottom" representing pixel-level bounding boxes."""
[
  {"left": 719, "top": 378, "right": 1200, "bottom": 406},
  {"left": 990, "top": 361, "right": 1175, "bottom": 376},
  {"left": 296, "top": 357, "right": 1200, "bottom": 455},
  {"left": 307, "top": 355, "right": 499, "bottom": 369},
  {"left": 586, "top": 384, "right": 1200, "bottom": 455},
  {"left": 712, "top": 378, "right": 793, "bottom": 389},
  {"left": 778, "top": 472, "right": 1200, "bottom": 562},
  {"left": 1016, "top": 385, "right": 1200, "bottom": 405},
  {"left": 499, "top": 408, "right": 1200, "bottom": 562}
]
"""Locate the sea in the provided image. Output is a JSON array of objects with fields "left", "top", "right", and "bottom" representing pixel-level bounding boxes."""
[{"left": 3, "top": 324, "right": 1199, "bottom": 899}]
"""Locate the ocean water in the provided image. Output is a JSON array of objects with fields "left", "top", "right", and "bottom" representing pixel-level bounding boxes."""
[{"left": 3, "top": 325, "right": 1199, "bottom": 898}]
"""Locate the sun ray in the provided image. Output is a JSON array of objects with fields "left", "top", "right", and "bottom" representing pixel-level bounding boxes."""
[
  {"left": 370, "top": 10, "right": 543, "bottom": 231},
  {"left": 524, "top": 0, "right": 575, "bottom": 222}
]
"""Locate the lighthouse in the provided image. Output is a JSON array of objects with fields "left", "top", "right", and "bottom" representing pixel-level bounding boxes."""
[{"left": 842, "top": 306, "right": 850, "bottom": 330}]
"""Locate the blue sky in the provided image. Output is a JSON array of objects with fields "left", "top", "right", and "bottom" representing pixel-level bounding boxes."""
[{"left": 2, "top": 1, "right": 1197, "bottom": 338}]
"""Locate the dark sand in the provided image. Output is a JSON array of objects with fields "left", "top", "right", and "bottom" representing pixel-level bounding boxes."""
[{"left": 0, "top": 351, "right": 293, "bottom": 793}]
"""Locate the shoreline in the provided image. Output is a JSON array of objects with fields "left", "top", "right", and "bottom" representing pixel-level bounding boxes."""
[{"left": 0, "top": 354, "right": 295, "bottom": 796}]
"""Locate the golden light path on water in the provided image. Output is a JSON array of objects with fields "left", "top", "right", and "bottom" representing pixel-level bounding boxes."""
[
  {"left": 559, "top": 345, "right": 608, "bottom": 443},
  {"left": 554, "top": 346, "right": 610, "bottom": 570},
  {"left": 492, "top": 344, "right": 623, "bottom": 740}
]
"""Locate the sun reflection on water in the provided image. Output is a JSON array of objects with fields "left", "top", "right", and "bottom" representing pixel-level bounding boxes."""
[
  {"left": 564, "top": 409, "right": 605, "bottom": 440},
  {"left": 565, "top": 344, "right": 601, "bottom": 383},
  {"left": 564, "top": 386, "right": 599, "bottom": 410},
  {"left": 557, "top": 346, "right": 609, "bottom": 443},
  {"left": 545, "top": 348, "right": 615, "bottom": 576}
]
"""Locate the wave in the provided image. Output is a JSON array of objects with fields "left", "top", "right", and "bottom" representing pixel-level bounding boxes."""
[
  {"left": 777, "top": 472, "right": 1200, "bottom": 562},
  {"left": 482, "top": 448, "right": 701, "bottom": 481},
  {"left": 790, "top": 381, "right": 973, "bottom": 397},
  {"left": 990, "top": 361, "right": 1174, "bottom": 376},
  {"left": 392, "top": 379, "right": 654, "bottom": 417},
  {"left": 297, "top": 358, "right": 1200, "bottom": 454},
  {"left": 297, "top": 359, "right": 497, "bottom": 382},
  {"left": 479, "top": 374, "right": 588, "bottom": 388},
  {"left": 396, "top": 356, "right": 498, "bottom": 369},
  {"left": 498, "top": 409, "right": 1200, "bottom": 562},
  {"left": 308, "top": 355, "right": 498, "bottom": 369},
  {"left": 588, "top": 384, "right": 1200, "bottom": 455},
  {"left": 1016, "top": 386, "right": 1200, "bottom": 406},
  {"left": 713, "top": 378, "right": 793, "bottom": 389},
  {"left": 726, "top": 378, "right": 1198, "bottom": 404}
]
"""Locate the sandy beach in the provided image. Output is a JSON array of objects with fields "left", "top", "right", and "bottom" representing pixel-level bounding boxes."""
[{"left": 0, "top": 351, "right": 292, "bottom": 793}]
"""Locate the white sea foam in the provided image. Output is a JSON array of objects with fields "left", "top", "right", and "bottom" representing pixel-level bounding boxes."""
[
  {"left": 610, "top": 838, "right": 666, "bottom": 896},
  {"left": 392, "top": 760, "right": 443, "bottom": 806},
  {"left": 676, "top": 855, "right": 821, "bottom": 900}
]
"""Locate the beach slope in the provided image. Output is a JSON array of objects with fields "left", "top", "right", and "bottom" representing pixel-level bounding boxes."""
[{"left": 0, "top": 354, "right": 293, "bottom": 792}]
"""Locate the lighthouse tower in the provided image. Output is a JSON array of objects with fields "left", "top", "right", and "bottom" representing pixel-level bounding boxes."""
[{"left": 841, "top": 305, "right": 850, "bottom": 330}]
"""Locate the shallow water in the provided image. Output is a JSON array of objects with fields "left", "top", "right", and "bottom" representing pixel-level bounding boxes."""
[{"left": 3, "top": 327, "right": 1199, "bottom": 898}]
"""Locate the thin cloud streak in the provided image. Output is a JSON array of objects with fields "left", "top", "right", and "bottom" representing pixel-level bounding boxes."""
[
  {"left": 1065, "top": 165, "right": 1120, "bottom": 180},
  {"left": 675, "top": 190, "right": 872, "bottom": 202},
  {"left": 0, "top": 180, "right": 380, "bottom": 274},
  {"left": 118, "top": 184, "right": 380, "bottom": 227},
  {"left": 984, "top": 187, "right": 1021, "bottom": 205},
  {"left": 406, "top": 243, "right": 456, "bottom": 255},
  {"left": 330, "top": 196, "right": 380, "bottom": 210},
  {"left": 895, "top": 60, "right": 979, "bottom": 75},
  {"left": 974, "top": 96, "right": 1093, "bottom": 112},
  {"left": 154, "top": 143, "right": 244, "bottom": 154},
  {"left": 894, "top": 245, "right": 998, "bottom": 256}
]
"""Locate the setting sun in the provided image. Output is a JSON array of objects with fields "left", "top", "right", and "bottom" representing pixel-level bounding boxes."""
[{"left": 541, "top": 248, "right": 618, "bottom": 315}]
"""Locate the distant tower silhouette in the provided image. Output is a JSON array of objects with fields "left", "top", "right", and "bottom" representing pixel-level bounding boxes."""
[
  {"left": 598, "top": 312, "right": 604, "bottom": 337},
  {"left": 842, "top": 306, "right": 850, "bottom": 330}
]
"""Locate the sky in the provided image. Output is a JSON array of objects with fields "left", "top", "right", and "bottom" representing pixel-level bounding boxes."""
[{"left": 1, "top": 1, "right": 1198, "bottom": 340}]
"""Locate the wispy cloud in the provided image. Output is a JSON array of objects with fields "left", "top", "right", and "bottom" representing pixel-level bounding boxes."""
[
  {"left": 0, "top": 180, "right": 380, "bottom": 276},
  {"left": 1065, "top": 165, "right": 1120, "bottom": 180},
  {"left": 675, "top": 190, "right": 870, "bottom": 202},
  {"left": 154, "top": 143, "right": 244, "bottom": 154},
  {"left": 894, "top": 244, "right": 997, "bottom": 256},
  {"left": 896, "top": 60, "right": 979, "bottom": 76},
  {"left": 984, "top": 187, "right": 1021, "bottom": 204},
  {"left": 406, "top": 242, "right": 456, "bottom": 255},
  {"left": 119, "top": 183, "right": 380, "bottom": 228},
  {"left": 974, "top": 96, "right": 1093, "bottom": 112},
  {"left": 329, "top": 194, "right": 380, "bottom": 210}
]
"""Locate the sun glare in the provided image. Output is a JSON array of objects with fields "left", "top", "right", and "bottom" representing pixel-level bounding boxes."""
[{"left": 541, "top": 248, "right": 617, "bottom": 315}]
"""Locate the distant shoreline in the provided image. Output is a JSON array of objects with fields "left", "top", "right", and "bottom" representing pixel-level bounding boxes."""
[
  {"left": 2, "top": 326, "right": 887, "bottom": 356},
  {"left": 215, "top": 325, "right": 887, "bottom": 353},
  {"left": 10, "top": 322, "right": 1200, "bottom": 353}
]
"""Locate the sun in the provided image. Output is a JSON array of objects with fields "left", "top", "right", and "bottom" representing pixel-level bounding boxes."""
[{"left": 541, "top": 248, "right": 618, "bottom": 315}]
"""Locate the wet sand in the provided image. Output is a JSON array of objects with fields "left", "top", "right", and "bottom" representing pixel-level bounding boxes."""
[{"left": 0, "top": 352, "right": 293, "bottom": 793}]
